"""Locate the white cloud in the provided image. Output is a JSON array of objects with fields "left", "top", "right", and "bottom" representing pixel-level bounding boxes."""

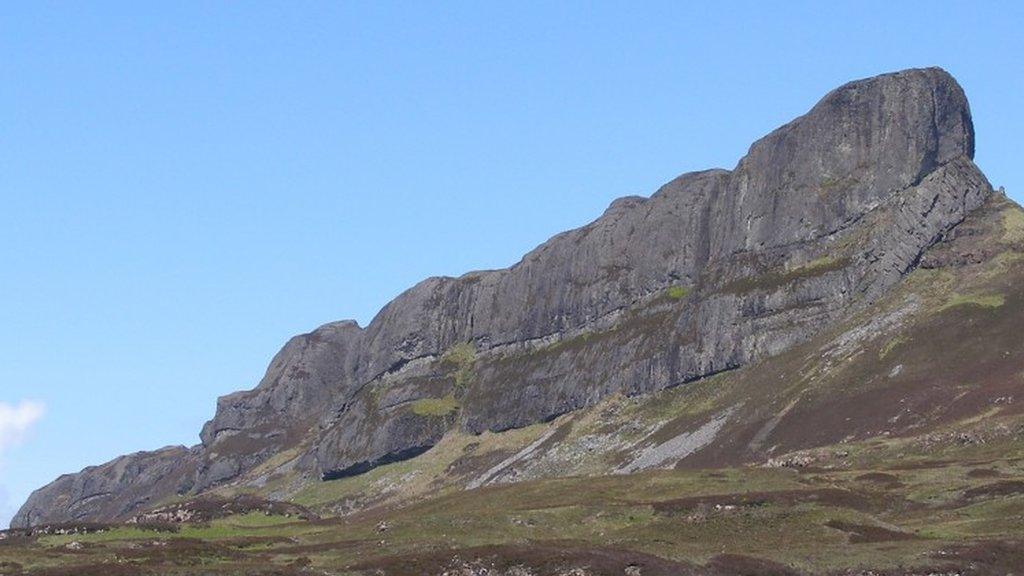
[
  {"left": 0, "top": 401, "right": 44, "bottom": 528},
  {"left": 0, "top": 485, "right": 11, "bottom": 529},
  {"left": 0, "top": 400, "right": 45, "bottom": 455}
]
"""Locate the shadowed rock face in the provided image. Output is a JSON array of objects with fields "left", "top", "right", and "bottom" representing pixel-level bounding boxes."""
[{"left": 12, "top": 67, "right": 993, "bottom": 528}]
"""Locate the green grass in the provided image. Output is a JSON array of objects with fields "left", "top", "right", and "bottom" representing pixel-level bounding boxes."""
[
  {"left": 722, "top": 255, "right": 850, "bottom": 294},
  {"left": 441, "top": 342, "right": 476, "bottom": 392},
  {"left": 290, "top": 425, "right": 546, "bottom": 509},
  {"left": 37, "top": 526, "right": 156, "bottom": 546},
  {"left": 8, "top": 195, "right": 1024, "bottom": 574},
  {"left": 411, "top": 395, "right": 459, "bottom": 416},
  {"left": 534, "top": 329, "right": 597, "bottom": 355},
  {"left": 801, "top": 255, "right": 847, "bottom": 274},
  {"left": 13, "top": 430, "right": 1024, "bottom": 574},
  {"left": 666, "top": 285, "right": 690, "bottom": 300},
  {"left": 37, "top": 513, "right": 309, "bottom": 547},
  {"left": 878, "top": 335, "right": 907, "bottom": 359},
  {"left": 178, "top": 514, "right": 312, "bottom": 539},
  {"left": 939, "top": 292, "right": 1005, "bottom": 312},
  {"left": 442, "top": 342, "right": 475, "bottom": 366},
  {"left": 1003, "top": 206, "right": 1024, "bottom": 243}
]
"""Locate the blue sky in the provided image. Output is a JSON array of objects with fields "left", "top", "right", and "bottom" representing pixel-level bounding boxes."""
[{"left": 1, "top": 1, "right": 1022, "bottom": 526}]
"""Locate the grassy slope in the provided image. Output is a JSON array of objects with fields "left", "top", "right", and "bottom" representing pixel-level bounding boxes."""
[
  {"left": 4, "top": 455, "right": 1023, "bottom": 574},
  {"left": 3, "top": 196, "right": 1024, "bottom": 575}
]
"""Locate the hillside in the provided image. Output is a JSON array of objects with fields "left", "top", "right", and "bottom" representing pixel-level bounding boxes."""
[
  {"left": 4, "top": 67, "right": 1023, "bottom": 575},
  {"left": 3, "top": 187, "right": 1023, "bottom": 574}
]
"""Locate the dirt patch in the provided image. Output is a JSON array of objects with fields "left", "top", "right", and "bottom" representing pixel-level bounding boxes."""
[
  {"left": 963, "top": 480, "right": 1024, "bottom": 499},
  {"left": 966, "top": 467, "right": 1004, "bottom": 479},
  {"left": 704, "top": 554, "right": 799, "bottom": 576},
  {"left": 824, "top": 520, "right": 916, "bottom": 543},
  {"left": 0, "top": 532, "right": 35, "bottom": 547},
  {"left": 28, "top": 564, "right": 144, "bottom": 576},
  {"left": 887, "top": 459, "right": 957, "bottom": 471},
  {"left": 854, "top": 472, "right": 903, "bottom": 488}
]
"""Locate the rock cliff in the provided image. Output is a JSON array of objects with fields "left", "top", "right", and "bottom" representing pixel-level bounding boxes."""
[{"left": 12, "top": 67, "right": 993, "bottom": 528}]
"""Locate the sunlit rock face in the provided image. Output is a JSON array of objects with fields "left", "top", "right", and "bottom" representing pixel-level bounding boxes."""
[{"left": 13, "top": 67, "right": 993, "bottom": 528}]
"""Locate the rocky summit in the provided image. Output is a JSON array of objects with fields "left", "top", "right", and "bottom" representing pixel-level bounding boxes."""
[{"left": 7, "top": 67, "right": 1024, "bottom": 576}]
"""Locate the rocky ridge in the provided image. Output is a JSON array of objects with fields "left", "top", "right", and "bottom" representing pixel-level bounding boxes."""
[{"left": 12, "top": 67, "right": 995, "bottom": 528}]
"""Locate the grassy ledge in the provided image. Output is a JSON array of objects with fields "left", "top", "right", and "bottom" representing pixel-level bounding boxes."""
[
  {"left": 411, "top": 395, "right": 460, "bottom": 417},
  {"left": 939, "top": 293, "right": 1006, "bottom": 312}
]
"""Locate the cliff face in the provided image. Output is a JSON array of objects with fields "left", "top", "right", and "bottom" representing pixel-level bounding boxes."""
[{"left": 12, "top": 67, "right": 993, "bottom": 528}]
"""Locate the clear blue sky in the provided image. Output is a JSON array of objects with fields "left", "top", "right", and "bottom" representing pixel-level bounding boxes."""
[{"left": 2, "top": 1, "right": 1022, "bottom": 526}]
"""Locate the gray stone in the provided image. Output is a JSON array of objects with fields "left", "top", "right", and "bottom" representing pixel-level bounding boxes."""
[
  {"left": 11, "top": 446, "right": 197, "bottom": 528},
  {"left": 12, "top": 67, "right": 994, "bottom": 528}
]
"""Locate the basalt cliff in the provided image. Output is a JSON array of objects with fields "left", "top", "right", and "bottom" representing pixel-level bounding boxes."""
[{"left": 12, "top": 67, "right": 1004, "bottom": 529}]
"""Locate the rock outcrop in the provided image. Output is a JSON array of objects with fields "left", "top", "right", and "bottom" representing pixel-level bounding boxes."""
[
  {"left": 12, "top": 67, "right": 993, "bottom": 528},
  {"left": 12, "top": 446, "right": 198, "bottom": 529}
]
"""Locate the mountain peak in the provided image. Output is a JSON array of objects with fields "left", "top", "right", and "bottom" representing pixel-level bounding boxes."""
[
  {"left": 815, "top": 66, "right": 974, "bottom": 161},
  {"left": 12, "top": 68, "right": 996, "bottom": 529}
]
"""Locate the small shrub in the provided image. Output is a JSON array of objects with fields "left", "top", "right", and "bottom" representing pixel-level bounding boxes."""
[
  {"left": 722, "top": 256, "right": 849, "bottom": 295},
  {"left": 819, "top": 175, "right": 858, "bottom": 194},
  {"left": 441, "top": 342, "right": 476, "bottom": 392},
  {"left": 878, "top": 336, "right": 907, "bottom": 359},
  {"left": 666, "top": 285, "right": 690, "bottom": 300}
]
